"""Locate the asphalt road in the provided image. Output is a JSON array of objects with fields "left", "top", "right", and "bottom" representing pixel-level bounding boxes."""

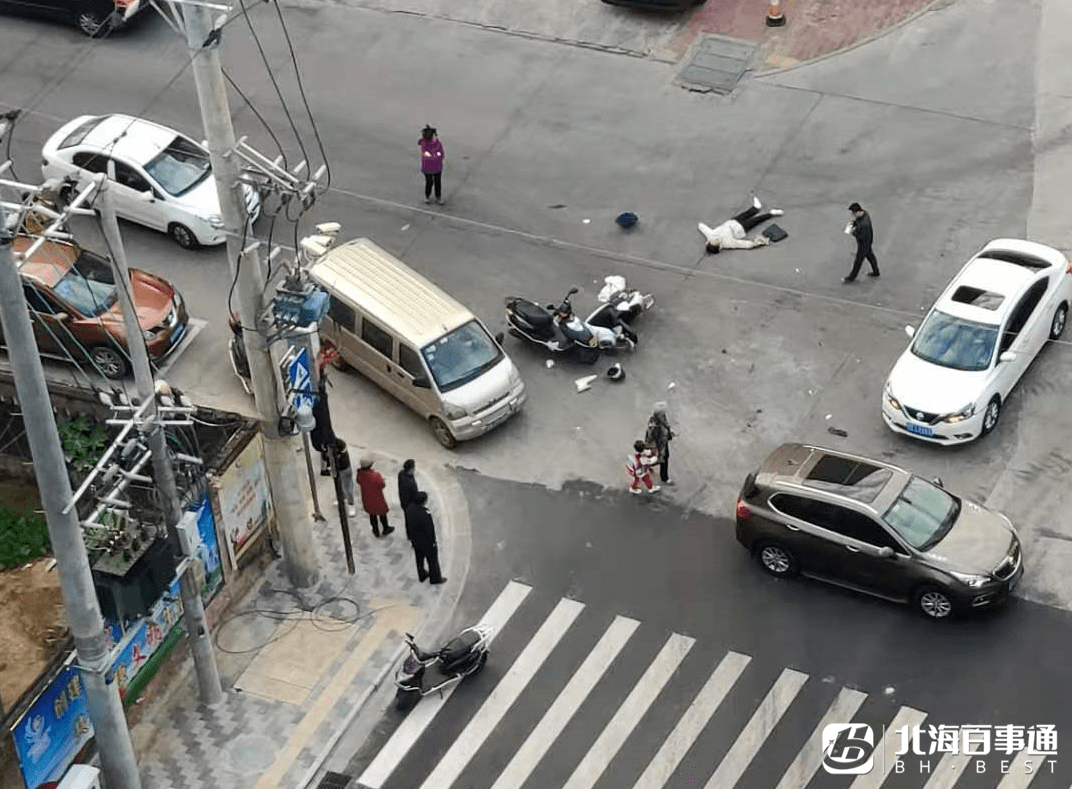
[{"left": 341, "top": 475, "right": 1072, "bottom": 789}]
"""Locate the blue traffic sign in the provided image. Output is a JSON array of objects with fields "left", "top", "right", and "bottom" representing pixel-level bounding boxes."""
[{"left": 285, "top": 347, "right": 313, "bottom": 410}]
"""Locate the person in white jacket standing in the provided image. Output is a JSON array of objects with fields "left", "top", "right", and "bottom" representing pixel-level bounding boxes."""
[{"left": 698, "top": 194, "right": 784, "bottom": 253}]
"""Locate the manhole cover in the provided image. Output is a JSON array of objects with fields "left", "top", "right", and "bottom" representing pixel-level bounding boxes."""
[
  {"left": 678, "top": 35, "right": 758, "bottom": 94},
  {"left": 226, "top": 734, "right": 277, "bottom": 773}
]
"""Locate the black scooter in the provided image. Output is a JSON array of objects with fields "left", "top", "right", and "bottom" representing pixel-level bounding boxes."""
[
  {"left": 505, "top": 287, "right": 637, "bottom": 364},
  {"left": 394, "top": 625, "right": 493, "bottom": 711},
  {"left": 228, "top": 314, "right": 252, "bottom": 395}
]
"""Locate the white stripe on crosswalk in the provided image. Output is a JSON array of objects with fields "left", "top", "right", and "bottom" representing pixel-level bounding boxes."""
[
  {"left": 357, "top": 581, "right": 533, "bottom": 789},
  {"left": 420, "top": 597, "right": 586, "bottom": 789},
  {"left": 921, "top": 751, "right": 972, "bottom": 789},
  {"left": 631, "top": 650, "right": 751, "bottom": 789},
  {"left": 490, "top": 615, "right": 640, "bottom": 789},
  {"left": 995, "top": 749, "right": 1043, "bottom": 789},
  {"left": 630, "top": 651, "right": 750, "bottom": 789},
  {"left": 775, "top": 686, "right": 868, "bottom": 789},
  {"left": 562, "top": 632, "right": 696, "bottom": 789},
  {"left": 848, "top": 706, "right": 927, "bottom": 789},
  {"left": 703, "top": 667, "right": 809, "bottom": 789}
]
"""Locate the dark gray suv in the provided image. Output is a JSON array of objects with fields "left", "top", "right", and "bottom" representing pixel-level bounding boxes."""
[{"left": 735, "top": 444, "right": 1023, "bottom": 619}]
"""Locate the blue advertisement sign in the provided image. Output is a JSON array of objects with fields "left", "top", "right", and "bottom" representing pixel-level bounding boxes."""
[
  {"left": 191, "top": 494, "right": 223, "bottom": 602},
  {"left": 11, "top": 664, "right": 93, "bottom": 789}
]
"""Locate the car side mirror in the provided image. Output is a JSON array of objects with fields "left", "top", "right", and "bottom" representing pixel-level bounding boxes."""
[
  {"left": 932, "top": 476, "right": 944, "bottom": 488},
  {"left": 412, "top": 376, "right": 431, "bottom": 389},
  {"left": 140, "top": 190, "right": 155, "bottom": 202},
  {"left": 494, "top": 331, "right": 504, "bottom": 345},
  {"left": 904, "top": 325, "right": 916, "bottom": 338},
  {"left": 53, "top": 312, "right": 69, "bottom": 322},
  {"left": 999, "top": 351, "right": 1016, "bottom": 363},
  {"left": 878, "top": 546, "right": 895, "bottom": 559}
]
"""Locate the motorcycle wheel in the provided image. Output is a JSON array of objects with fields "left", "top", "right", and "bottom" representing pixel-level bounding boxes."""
[
  {"left": 508, "top": 327, "right": 525, "bottom": 341},
  {"left": 395, "top": 687, "right": 420, "bottom": 712},
  {"left": 471, "top": 651, "right": 488, "bottom": 675}
]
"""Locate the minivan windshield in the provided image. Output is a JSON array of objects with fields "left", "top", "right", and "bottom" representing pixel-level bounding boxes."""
[
  {"left": 143, "top": 136, "right": 211, "bottom": 196},
  {"left": 882, "top": 476, "right": 960, "bottom": 550},
  {"left": 421, "top": 320, "right": 503, "bottom": 392}
]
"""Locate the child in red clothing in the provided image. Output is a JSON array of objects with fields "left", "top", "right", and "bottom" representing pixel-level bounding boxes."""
[{"left": 625, "top": 440, "right": 660, "bottom": 494}]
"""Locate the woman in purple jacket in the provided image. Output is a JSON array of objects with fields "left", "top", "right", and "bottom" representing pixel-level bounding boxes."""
[{"left": 419, "top": 125, "right": 444, "bottom": 204}]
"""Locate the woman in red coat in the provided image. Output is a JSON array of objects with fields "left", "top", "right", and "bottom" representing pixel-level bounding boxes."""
[{"left": 356, "top": 457, "right": 394, "bottom": 537}]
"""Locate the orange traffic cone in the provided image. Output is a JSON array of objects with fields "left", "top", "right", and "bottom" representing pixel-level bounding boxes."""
[{"left": 766, "top": 0, "right": 786, "bottom": 27}]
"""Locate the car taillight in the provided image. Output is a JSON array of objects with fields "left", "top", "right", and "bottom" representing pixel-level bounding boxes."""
[
  {"left": 41, "top": 157, "right": 48, "bottom": 166},
  {"left": 735, "top": 499, "right": 751, "bottom": 520}
]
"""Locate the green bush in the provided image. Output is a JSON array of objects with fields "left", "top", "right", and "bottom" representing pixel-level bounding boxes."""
[{"left": 0, "top": 507, "right": 51, "bottom": 568}]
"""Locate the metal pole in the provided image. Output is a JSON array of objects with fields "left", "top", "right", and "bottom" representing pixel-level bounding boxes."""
[
  {"left": 182, "top": 3, "right": 319, "bottom": 588},
  {"left": 0, "top": 208, "right": 141, "bottom": 788},
  {"left": 301, "top": 431, "right": 326, "bottom": 522},
  {"left": 97, "top": 184, "right": 223, "bottom": 705}
]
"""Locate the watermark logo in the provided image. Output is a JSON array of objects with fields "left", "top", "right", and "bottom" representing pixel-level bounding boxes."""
[
  {"left": 820, "top": 724, "right": 1058, "bottom": 776},
  {"left": 822, "top": 724, "right": 876, "bottom": 774}
]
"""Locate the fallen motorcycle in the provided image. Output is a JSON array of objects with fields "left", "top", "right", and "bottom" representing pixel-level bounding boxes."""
[
  {"left": 505, "top": 277, "right": 653, "bottom": 364},
  {"left": 394, "top": 624, "right": 493, "bottom": 711}
]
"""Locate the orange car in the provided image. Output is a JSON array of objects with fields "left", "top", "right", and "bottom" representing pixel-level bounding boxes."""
[{"left": 0, "top": 236, "right": 188, "bottom": 379}]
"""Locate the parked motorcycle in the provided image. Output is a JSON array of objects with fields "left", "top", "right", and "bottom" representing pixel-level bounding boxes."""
[
  {"left": 505, "top": 277, "right": 653, "bottom": 364},
  {"left": 228, "top": 314, "right": 252, "bottom": 395},
  {"left": 394, "top": 625, "right": 493, "bottom": 711}
]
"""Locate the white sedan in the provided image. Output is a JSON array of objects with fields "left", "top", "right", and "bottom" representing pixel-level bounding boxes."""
[
  {"left": 882, "top": 239, "right": 1071, "bottom": 444},
  {"left": 41, "top": 114, "right": 260, "bottom": 249}
]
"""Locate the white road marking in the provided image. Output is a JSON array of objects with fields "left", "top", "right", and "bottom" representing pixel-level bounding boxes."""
[
  {"left": 631, "top": 651, "right": 752, "bottom": 789},
  {"left": 848, "top": 706, "right": 928, "bottom": 789},
  {"left": 420, "top": 597, "right": 586, "bottom": 789},
  {"left": 703, "top": 668, "right": 809, "bottom": 789},
  {"left": 775, "top": 686, "right": 868, "bottom": 789},
  {"left": 357, "top": 581, "right": 532, "bottom": 789},
  {"left": 490, "top": 615, "right": 640, "bottom": 789},
  {"left": 562, "top": 632, "right": 695, "bottom": 789}
]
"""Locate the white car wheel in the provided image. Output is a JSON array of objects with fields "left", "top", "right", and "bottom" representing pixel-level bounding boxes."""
[
  {"left": 1049, "top": 304, "right": 1068, "bottom": 340},
  {"left": 168, "top": 223, "right": 198, "bottom": 249}
]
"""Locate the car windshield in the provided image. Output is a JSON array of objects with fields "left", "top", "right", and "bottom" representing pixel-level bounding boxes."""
[
  {"left": 143, "top": 136, "right": 211, "bottom": 196},
  {"left": 910, "top": 309, "right": 997, "bottom": 372},
  {"left": 421, "top": 320, "right": 503, "bottom": 392},
  {"left": 52, "top": 251, "right": 117, "bottom": 317},
  {"left": 882, "top": 476, "right": 960, "bottom": 550}
]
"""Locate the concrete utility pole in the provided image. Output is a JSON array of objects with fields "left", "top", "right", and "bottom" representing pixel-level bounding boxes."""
[
  {"left": 0, "top": 208, "right": 141, "bottom": 788},
  {"left": 97, "top": 184, "right": 223, "bottom": 705},
  {"left": 182, "top": 2, "right": 319, "bottom": 587}
]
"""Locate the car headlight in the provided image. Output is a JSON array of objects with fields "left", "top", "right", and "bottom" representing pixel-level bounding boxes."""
[
  {"left": 949, "top": 571, "right": 990, "bottom": 587},
  {"left": 884, "top": 381, "right": 902, "bottom": 412},
  {"left": 207, "top": 214, "right": 225, "bottom": 229},
  {"left": 443, "top": 404, "right": 468, "bottom": 420},
  {"left": 941, "top": 403, "right": 976, "bottom": 424}
]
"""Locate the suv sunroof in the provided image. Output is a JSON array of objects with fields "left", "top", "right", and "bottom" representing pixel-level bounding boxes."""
[{"left": 803, "top": 456, "right": 893, "bottom": 503}]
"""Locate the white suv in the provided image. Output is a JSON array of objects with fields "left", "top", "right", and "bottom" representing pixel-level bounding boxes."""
[{"left": 41, "top": 114, "right": 260, "bottom": 249}]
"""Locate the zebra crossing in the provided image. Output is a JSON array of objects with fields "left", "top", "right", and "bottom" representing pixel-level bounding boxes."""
[{"left": 357, "top": 581, "right": 1068, "bottom": 789}]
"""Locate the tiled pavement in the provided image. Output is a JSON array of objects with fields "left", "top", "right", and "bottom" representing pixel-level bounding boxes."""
[{"left": 132, "top": 451, "right": 471, "bottom": 789}]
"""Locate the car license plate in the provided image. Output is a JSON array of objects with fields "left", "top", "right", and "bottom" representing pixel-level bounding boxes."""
[{"left": 905, "top": 422, "right": 934, "bottom": 437}]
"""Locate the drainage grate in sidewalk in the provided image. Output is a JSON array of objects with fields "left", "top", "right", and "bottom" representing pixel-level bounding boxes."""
[
  {"left": 316, "top": 772, "right": 353, "bottom": 789},
  {"left": 678, "top": 35, "right": 758, "bottom": 94}
]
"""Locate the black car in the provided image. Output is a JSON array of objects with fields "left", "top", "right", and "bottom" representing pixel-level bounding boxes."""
[
  {"left": 0, "top": 0, "right": 143, "bottom": 36},
  {"left": 735, "top": 443, "right": 1023, "bottom": 620},
  {"left": 601, "top": 0, "right": 705, "bottom": 10}
]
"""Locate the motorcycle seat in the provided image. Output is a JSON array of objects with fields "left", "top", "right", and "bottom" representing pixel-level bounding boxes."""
[
  {"left": 439, "top": 629, "right": 481, "bottom": 669},
  {"left": 513, "top": 300, "right": 553, "bottom": 330}
]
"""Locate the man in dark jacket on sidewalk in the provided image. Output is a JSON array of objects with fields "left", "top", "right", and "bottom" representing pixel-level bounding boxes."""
[
  {"left": 398, "top": 459, "right": 419, "bottom": 511},
  {"left": 404, "top": 491, "right": 445, "bottom": 585},
  {"left": 843, "top": 202, "right": 880, "bottom": 282}
]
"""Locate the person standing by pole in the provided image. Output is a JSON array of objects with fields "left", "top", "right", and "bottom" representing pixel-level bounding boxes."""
[
  {"left": 419, "top": 125, "right": 444, "bottom": 205},
  {"left": 645, "top": 402, "right": 675, "bottom": 486},
  {"left": 843, "top": 202, "right": 880, "bottom": 282}
]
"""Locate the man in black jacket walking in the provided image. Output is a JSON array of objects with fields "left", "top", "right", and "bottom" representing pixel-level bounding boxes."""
[
  {"left": 843, "top": 202, "right": 880, "bottom": 282},
  {"left": 398, "top": 459, "right": 419, "bottom": 511},
  {"left": 404, "top": 491, "right": 445, "bottom": 584}
]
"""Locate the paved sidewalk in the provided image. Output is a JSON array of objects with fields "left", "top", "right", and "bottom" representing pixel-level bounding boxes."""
[{"left": 130, "top": 448, "right": 471, "bottom": 789}]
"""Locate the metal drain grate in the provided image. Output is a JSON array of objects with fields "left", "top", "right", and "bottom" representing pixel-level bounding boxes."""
[
  {"left": 316, "top": 772, "right": 353, "bottom": 789},
  {"left": 678, "top": 35, "right": 758, "bottom": 94}
]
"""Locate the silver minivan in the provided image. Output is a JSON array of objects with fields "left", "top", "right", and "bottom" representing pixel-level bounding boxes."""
[{"left": 309, "top": 238, "right": 526, "bottom": 448}]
